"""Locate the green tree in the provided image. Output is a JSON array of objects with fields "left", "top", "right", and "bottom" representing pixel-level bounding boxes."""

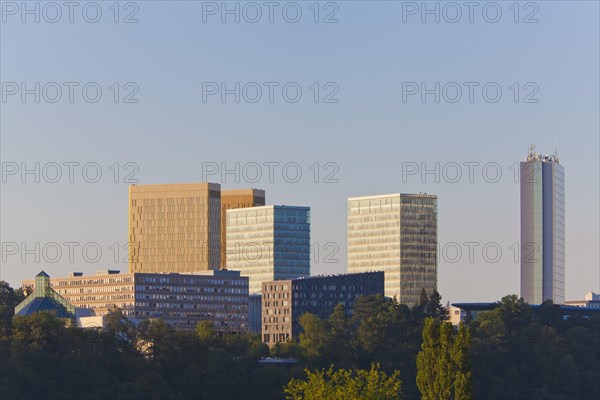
[
  {"left": 298, "top": 312, "right": 329, "bottom": 360},
  {"left": 11, "top": 311, "right": 67, "bottom": 351},
  {"left": 196, "top": 320, "right": 216, "bottom": 341},
  {"left": 416, "top": 318, "right": 438, "bottom": 400},
  {"left": 433, "top": 322, "right": 453, "bottom": 399},
  {"left": 428, "top": 289, "right": 449, "bottom": 321},
  {"left": 104, "top": 306, "right": 138, "bottom": 351},
  {"left": 417, "top": 318, "right": 472, "bottom": 400},
  {"left": 0, "top": 281, "right": 27, "bottom": 337},
  {"left": 328, "top": 303, "right": 349, "bottom": 341},
  {"left": 451, "top": 323, "right": 473, "bottom": 400},
  {"left": 284, "top": 363, "right": 402, "bottom": 400},
  {"left": 138, "top": 318, "right": 173, "bottom": 362}
]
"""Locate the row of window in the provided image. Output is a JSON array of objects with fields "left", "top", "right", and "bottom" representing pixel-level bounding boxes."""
[
  {"left": 136, "top": 285, "right": 247, "bottom": 293},
  {"left": 135, "top": 294, "right": 245, "bottom": 303}
]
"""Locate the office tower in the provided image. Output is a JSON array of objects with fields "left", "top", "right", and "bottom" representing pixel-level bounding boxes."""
[
  {"left": 261, "top": 271, "right": 384, "bottom": 345},
  {"left": 23, "top": 269, "right": 249, "bottom": 332},
  {"left": 348, "top": 193, "right": 438, "bottom": 305},
  {"left": 129, "top": 183, "right": 221, "bottom": 273},
  {"left": 520, "top": 145, "right": 565, "bottom": 304},
  {"left": 226, "top": 205, "right": 311, "bottom": 294},
  {"left": 220, "top": 189, "right": 266, "bottom": 269}
]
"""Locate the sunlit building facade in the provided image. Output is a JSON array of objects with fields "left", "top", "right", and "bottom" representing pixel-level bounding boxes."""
[
  {"left": 23, "top": 269, "right": 249, "bottom": 332},
  {"left": 226, "top": 205, "right": 311, "bottom": 294},
  {"left": 520, "top": 146, "right": 565, "bottom": 304},
  {"left": 220, "top": 189, "right": 266, "bottom": 269},
  {"left": 129, "top": 183, "right": 221, "bottom": 273},
  {"left": 261, "top": 271, "right": 384, "bottom": 345},
  {"left": 348, "top": 193, "right": 438, "bottom": 305}
]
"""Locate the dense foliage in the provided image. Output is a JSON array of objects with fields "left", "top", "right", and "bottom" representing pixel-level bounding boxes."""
[
  {"left": 416, "top": 319, "right": 472, "bottom": 400},
  {"left": 470, "top": 295, "right": 600, "bottom": 399},
  {"left": 284, "top": 363, "right": 402, "bottom": 400},
  {"left": 1, "top": 281, "right": 598, "bottom": 400}
]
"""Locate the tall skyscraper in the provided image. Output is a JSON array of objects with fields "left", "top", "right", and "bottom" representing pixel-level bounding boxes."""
[
  {"left": 347, "top": 193, "right": 438, "bottom": 305},
  {"left": 520, "top": 145, "right": 565, "bottom": 304},
  {"left": 129, "top": 183, "right": 221, "bottom": 273},
  {"left": 226, "top": 205, "right": 311, "bottom": 294},
  {"left": 220, "top": 189, "right": 266, "bottom": 269}
]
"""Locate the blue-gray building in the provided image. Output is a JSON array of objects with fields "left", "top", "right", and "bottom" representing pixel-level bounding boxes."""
[
  {"left": 262, "top": 271, "right": 385, "bottom": 345},
  {"left": 520, "top": 145, "right": 565, "bottom": 304},
  {"left": 226, "top": 205, "right": 311, "bottom": 294}
]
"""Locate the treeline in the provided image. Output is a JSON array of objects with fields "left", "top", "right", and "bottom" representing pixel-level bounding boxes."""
[
  {"left": 1, "top": 281, "right": 599, "bottom": 399},
  {"left": 283, "top": 294, "right": 599, "bottom": 399}
]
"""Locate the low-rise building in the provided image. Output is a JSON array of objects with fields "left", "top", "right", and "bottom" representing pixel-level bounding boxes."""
[
  {"left": 451, "top": 302, "right": 600, "bottom": 321},
  {"left": 564, "top": 291, "right": 600, "bottom": 309},
  {"left": 16, "top": 271, "right": 76, "bottom": 326},
  {"left": 23, "top": 269, "right": 249, "bottom": 332},
  {"left": 261, "top": 271, "right": 384, "bottom": 345},
  {"left": 448, "top": 305, "right": 468, "bottom": 325}
]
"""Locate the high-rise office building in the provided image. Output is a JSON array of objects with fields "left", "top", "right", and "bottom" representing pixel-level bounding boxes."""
[
  {"left": 226, "top": 205, "right": 311, "bottom": 294},
  {"left": 348, "top": 193, "right": 438, "bottom": 305},
  {"left": 520, "top": 146, "right": 565, "bottom": 304},
  {"left": 220, "top": 189, "right": 266, "bottom": 269},
  {"left": 129, "top": 183, "right": 221, "bottom": 273}
]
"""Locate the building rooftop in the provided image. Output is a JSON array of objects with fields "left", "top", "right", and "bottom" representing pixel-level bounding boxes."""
[
  {"left": 222, "top": 188, "right": 265, "bottom": 196},
  {"left": 129, "top": 182, "right": 220, "bottom": 192},
  {"left": 16, "top": 297, "right": 76, "bottom": 319},
  {"left": 15, "top": 271, "right": 76, "bottom": 320},
  {"left": 291, "top": 271, "right": 384, "bottom": 281},
  {"left": 452, "top": 302, "right": 600, "bottom": 315},
  {"left": 525, "top": 143, "right": 560, "bottom": 164},
  {"left": 227, "top": 205, "right": 310, "bottom": 212},
  {"left": 348, "top": 193, "right": 437, "bottom": 201}
]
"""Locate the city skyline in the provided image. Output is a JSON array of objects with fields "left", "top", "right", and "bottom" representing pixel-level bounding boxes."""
[
  {"left": 2, "top": 2, "right": 598, "bottom": 304},
  {"left": 1, "top": 167, "right": 598, "bottom": 304},
  {"left": 2, "top": 2, "right": 598, "bottom": 399}
]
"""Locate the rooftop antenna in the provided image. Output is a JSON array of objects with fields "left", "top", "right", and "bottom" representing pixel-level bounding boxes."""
[
  {"left": 527, "top": 141, "right": 536, "bottom": 161},
  {"left": 554, "top": 138, "right": 559, "bottom": 163}
]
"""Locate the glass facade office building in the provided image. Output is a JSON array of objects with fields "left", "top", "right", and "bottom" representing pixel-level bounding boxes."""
[
  {"left": 520, "top": 148, "right": 565, "bottom": 304},
  {"left": 226, "top": 205, "right": 311, "bottom": 294},
  {"left": 220, "top": 189, "right": 266, "bottom": 269},
  {"left": 348, "top": 193, "right": 438, "bottom": 305}
]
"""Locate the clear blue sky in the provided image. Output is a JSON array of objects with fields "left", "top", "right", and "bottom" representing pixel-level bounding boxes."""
[{"left": 1, "top": 1, "right": 598, "bottom": 303}]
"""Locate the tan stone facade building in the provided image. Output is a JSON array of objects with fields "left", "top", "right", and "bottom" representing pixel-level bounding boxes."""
[
  {"left": 129, "top": 183, "right": 222, "bottom": 273},
  {"left": 128, "top": 183, "right": 265, "bottom": 273}
]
